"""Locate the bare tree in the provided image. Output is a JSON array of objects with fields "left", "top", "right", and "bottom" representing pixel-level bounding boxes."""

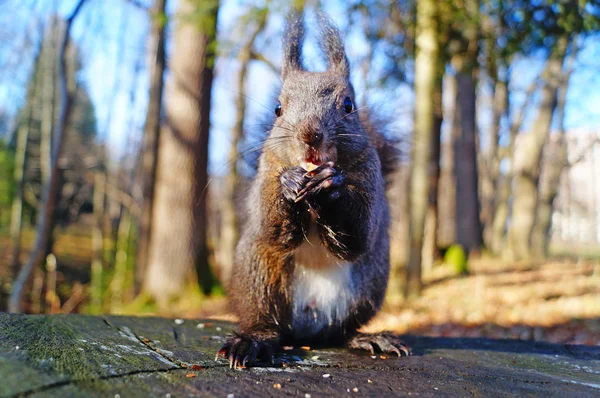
[
  {"left": 9, "top": 0, "right": 87, "bottom": 313},
  {"left": 530, "top": 39, "right": 578, "bottom": 258},
  {"left": 489, "top": 78, "right": 538, "bottom": 255},
  {"left": 508, "top": 36, "right": 569, "bottom": 261},
  {"left": 405, "top": 0, "right": 439, "bottom": 298},
  {"left": 136, "top": 0, "right": 167, "bottom": 292},
  {"left": 145, "top": 0, "right": 219, "bottom": 305},
  {"left": 219, "top": 7, "right": 268, "bottom": 287}
]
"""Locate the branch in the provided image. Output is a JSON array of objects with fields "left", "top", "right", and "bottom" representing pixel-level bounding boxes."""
[
  {"left": 250, "top": 51, "right": 279, "bottom": 75},
  {"left": 123, "top": 0, "right": 149, "bottom": 11},
  {"left": 104, "top": 182, "right": 141, "bottom": 217},
  {"left": 508, "top": 77, "right": 539, "bottom": 140}
]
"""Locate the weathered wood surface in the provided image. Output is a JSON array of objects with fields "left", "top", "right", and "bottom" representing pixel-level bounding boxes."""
[{"left": 1, "top": 314, "right": 599, "bottom": 397}]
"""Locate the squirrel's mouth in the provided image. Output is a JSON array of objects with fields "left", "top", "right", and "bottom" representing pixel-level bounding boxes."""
[
  {"left": 300, "top": 144, "right": 337, "bottom": 172},
  {"left": 303, "top": 148, "right": 325, "bottom": 171}
]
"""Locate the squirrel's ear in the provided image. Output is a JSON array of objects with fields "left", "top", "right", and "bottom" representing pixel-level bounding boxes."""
[
  {"left": 317, "top": 11, "right": 350, "bottom": 79},
  {"left": 282, "top": 11, "right": 305, "bottom": 80}
]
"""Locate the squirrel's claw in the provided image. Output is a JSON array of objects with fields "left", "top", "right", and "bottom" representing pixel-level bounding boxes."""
[
  {"left": 280, "top": 167, "right": 310, "bottom": 202},
  {"left": 216, "top": 334, "right": 277, "bottom": 369},
  {"left": 348, "top": 332, "right": 412, "bottom": 357},
  {"left": 295, "top": 165, "right": 343, "bottom": 203}
]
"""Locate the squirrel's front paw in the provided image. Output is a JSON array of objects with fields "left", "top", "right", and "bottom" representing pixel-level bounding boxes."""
[
  {"left": 348, "top": 332, "right": 411, "bottom": 357},
  {"left": 295, "top": 161, "right": 344, "bottom": 203},
  {"left": 216, "top": 333, "right": 277, "bottom": 369},
  {"left": 280, "top": 166, "right": 310, "bottom": 202}
]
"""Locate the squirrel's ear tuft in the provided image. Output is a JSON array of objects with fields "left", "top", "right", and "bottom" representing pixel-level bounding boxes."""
[
  {"left": 282, "top": 10, "right": 305, "bottom": 80},
  {"left": 317, "top": 11, "right": 349, "bottom": 79}
]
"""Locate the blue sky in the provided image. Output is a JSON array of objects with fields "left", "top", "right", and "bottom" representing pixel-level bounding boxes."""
[{"left": 1, "top": 0, "right": 599, "bottom": 174}]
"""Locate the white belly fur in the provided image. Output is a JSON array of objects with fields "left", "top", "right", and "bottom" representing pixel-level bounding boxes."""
[{"left": 291, "top": 230, "right": 356, "bottom": 337}]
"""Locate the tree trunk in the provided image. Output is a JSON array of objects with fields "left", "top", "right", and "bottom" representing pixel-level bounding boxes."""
[
  {"left": 90, "top": 171, "right": 105, "bottom": 314},
  {"left": 8, "top": 47, "right": 44, "bottom": 279},
  {"left": 453, "top": 67, "right": 482, "bottom": 255},
  {"left": 490, "top": 76, "right": 537, "bottom": 256},
  {"left": 422, "top": 59, "right": 444, "bottom": 271},
  {"left": 480, "top": 0, "right": 508, "bottom": 251},
  {"left": 530, "top": 39, "right": 577, "bottom": 258},
  {"left": 145, "top": 0, "right": 219, "bottom": 304},
  {"left": 531, "top": 136, "right": 566, "bottom": 258},
  {"left": 219, "top": 9, "right": 267, "bottom": 287},
  {"left": 452, "top": 0, "right": 482, "bottom": 256},
  {"left": 437, "top": 74, "right": 458, "bottom": 247},
  {"left": 8, "top": 0, "right": 86, "bottom": 314},
  {"left": 481, "top": 77, "right": 507, "bottom": 248},
  {"left": 508, "top": 36, "right": 568, "bottom": 261},
  {"left": 111, "top": 210, "right": 133, "bottom": 311},
  {"left": 405, "top": 0, "right": 438, "bottom": 298},
  {"left": 136, "top": 0, "right": 167, "bottom": 294},
  {"left": 40, "top": 23, "right": 57, "bottom": 186},
  {"left": 9, "top": 92, "right": 35, "bottom": 279}
]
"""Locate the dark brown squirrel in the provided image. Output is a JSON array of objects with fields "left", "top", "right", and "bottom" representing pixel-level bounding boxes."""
[{"left": 216, "top": 11, "right": 410, "bottom": 369}]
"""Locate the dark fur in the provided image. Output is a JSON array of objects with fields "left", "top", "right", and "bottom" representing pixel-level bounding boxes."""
[{"left": 219, "top": 11, "right": 404, "bottom": 368}]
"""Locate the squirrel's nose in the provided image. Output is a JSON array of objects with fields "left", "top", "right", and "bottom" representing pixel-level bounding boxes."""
[
  {"left": 300, "top": 130, "right": 323, "bottom": 146},
  {"left": 298, "top": 117, "right": 323, "bottom": 147}
]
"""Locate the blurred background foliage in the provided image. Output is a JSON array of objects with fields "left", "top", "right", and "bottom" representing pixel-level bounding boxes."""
[{"left": 1, "top": 0, "right": 600, "bottom": 345}]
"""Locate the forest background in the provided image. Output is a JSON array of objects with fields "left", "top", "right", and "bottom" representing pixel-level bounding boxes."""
[{"left": 1, "top": 0, "right": 600, "bottom": 345}]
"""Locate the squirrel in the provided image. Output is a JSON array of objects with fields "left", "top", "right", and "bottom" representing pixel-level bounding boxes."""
[{"left": 216, "top": 11, "right": 411, "bottom": 369}]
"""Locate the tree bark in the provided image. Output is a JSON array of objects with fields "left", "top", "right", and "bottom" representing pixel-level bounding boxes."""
[
  {"left": 452, "top": 0, "right": 482, "bottom": 256},
  {"left": 8, "top": 0, "right": 87, "bottom": 313},
  {"left": 454, "top": 69, "right": 482, "bottom": 255},
  {"left": 136, "top": 0, "right": 167, "bottom": 294},
  {"left": 508, "top": 36, "right": 568, "bottom": 261},
  {"left": 145, "top": 0, "right": 219, "bottom": 304},
  {"left": 405, "top": 0, "right": 438, "bottom": 298},
  {"left": 437, "top": 74, "right": 458, "bottom": 248}
]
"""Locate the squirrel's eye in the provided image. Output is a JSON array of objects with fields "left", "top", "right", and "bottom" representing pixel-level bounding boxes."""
[
  {"left": 343, "top": 97, "right": 353, "bottom": 113},
  {"left": 275, "top": 102, "right": 282, "bottom": 117}
]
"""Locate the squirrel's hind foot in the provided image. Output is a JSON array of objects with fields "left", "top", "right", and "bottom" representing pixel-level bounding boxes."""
[
  {"left": 216, "top": 333, "right": 278, "bottom": 369},
  {"left": 348, "top": 332, "right": 411, "bottom": 357}
]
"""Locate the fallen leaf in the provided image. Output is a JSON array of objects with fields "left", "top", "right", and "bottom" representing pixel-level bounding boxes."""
[{"left": 186, "top": 373, "right": 196, "bottom": 378}]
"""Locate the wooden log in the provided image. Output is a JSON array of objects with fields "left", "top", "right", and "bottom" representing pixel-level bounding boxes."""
[{"left": 1, "top": 314, "right": 599, "bottom": 397}]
